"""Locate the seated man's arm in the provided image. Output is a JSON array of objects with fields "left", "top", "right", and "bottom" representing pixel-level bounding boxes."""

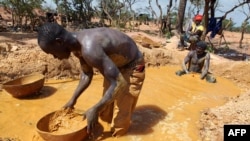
[
  {"left": 182, "top": 51, "right": 193, "bottom": 74},
  {"left": 200, "top": 53, "right": 210, "bottom": 79},
  {"left": 194, "top": 30, "right": 203, "bottom": 37},
  {"left": 189, "top": 29, "right": 203, "bottom": 43}
]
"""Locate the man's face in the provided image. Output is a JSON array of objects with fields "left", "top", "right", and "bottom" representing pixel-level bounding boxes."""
[
  {"left": 195, "top": 20, "right": 201, "bottom": 25},
  {"left": 196, "top": 46, "right": 205, "bottom": 55},
  {"left": 39, "top": 41, "right": 70, "bottom": 60}
]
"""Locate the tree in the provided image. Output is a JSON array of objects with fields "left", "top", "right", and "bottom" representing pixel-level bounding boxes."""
[
  {"left": 239, "top": 3, "right": 250, "bottom": 48},
  {"left": 148, "top": 0, "right": 158, "bottom": 24},
  {"left": 120, "top": 0, "right": 140, "bottom": 30},
  {"left": 163, "top": 0, "right": 177, "bottom": 38},
  {"left": 155, "top": 0, "right": 163, "bottom": 37},
  {"left": 52, "top": 0, "right": 72, "bottom": 27},
  {"left": 176, "top": 0, "right": 187, "bottom": 34},
  {"left": 71, "top": 0, "right": 94, "bottom": 27},
  {"left": 1, "top": 0, "right": 44, "bottom": 32},
  {"left": 96, "top": 0, "right": 124, "bottom": 26},
  {"left": 52, "top": 0, "right": 95, "bottom": 28}
]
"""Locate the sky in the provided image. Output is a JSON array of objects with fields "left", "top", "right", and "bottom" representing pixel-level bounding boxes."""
[{"left": 44, "top": 0, "right": 248, "bottom": 27}]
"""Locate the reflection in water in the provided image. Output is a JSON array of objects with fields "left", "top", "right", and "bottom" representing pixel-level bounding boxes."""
[{"left": 0, "top": 66, "right": 240, "bottom": 141}]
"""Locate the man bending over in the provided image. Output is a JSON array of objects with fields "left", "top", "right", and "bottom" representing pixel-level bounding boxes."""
[{"left": 37, "top": 23, "right": 145, "bottom": 137}]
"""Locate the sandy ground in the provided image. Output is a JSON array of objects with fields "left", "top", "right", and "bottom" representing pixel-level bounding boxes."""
[{"left": 0, "top": 24, "right": 250, "bottom": 141}]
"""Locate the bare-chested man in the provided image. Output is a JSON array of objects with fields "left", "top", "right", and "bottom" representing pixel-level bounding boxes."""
[
  {"left": 37, "top": 23, "right": 145, "bottom": 137},
  {"left": 176, "top": 41, "right": 216, "bottom": 83}
]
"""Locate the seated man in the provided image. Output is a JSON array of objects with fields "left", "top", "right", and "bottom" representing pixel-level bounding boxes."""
[
  {"left": 178, "top": 14, "right": 204, "bottom": 51},
  {"left": 175, "top": 41, "right": 216, "bottom": 83}
]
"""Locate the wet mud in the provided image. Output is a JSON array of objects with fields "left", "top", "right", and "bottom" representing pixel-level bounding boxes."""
[{"left": 0, "top": 66, "right": 240, "bottom": 141}]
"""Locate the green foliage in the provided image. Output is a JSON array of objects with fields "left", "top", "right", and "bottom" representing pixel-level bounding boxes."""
[
  {"left": 165, "top": 32, "right": 172, "bottom": 39},
  {"left": 1, "top": 0, "right": 44, "bottom": 27},
  {"left": 206, "top": 44, "right": 214, "bottom": 53},
  {"left": 245, "top": 24, "right": 250, "bottom": 33},
  {"left": 118, "top": 22, "right": 126, "bottom": 28},
  {"left": 1, "top": 0, "right": 44, "bottom": 12},
  {"left": 207, "top": 43, "right": 231, "bottom": 53},
  {"left": 222, "top": 19, "right": 235, "bottom": 29},
  {"left": 136, "top": 13, "right": 149, "bottom": 23},
  {"left": 170, "top": 11, "right": 178, "bottom": 26},
  {"left": 51, "top": 0, "right": 95, "bottom": 26}
]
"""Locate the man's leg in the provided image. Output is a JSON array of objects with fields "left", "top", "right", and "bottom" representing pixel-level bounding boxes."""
[
  {"left": 178, "top": 33, "right": 189, "bottom": 50},
  {"left": 111, "top": 64, "right": 145, "bottom": 137}
]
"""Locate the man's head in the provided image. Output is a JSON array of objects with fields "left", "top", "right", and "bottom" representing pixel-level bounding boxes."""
[
  {"left": 194, "top": 14, "right": 203, "bottom": 25},
  {"left": 37, "top": 23, "right": 70, "bottom": 59},
  {"left": 196, "top": 41, "right": 207, "bottom": 55}
]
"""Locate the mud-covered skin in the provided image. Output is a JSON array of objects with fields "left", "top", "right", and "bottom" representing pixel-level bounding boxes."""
[
  {"left": 182, "top": 44, "right": 210, "bottom": 79},
  {"left": 176, "top": 46, "right": 215, "bottom": 83},
  {"left": 37, "top": 23, "right": 143, "bottom": 134}
]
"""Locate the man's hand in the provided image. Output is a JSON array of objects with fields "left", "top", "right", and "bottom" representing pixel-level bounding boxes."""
[
  {"left": 205, "top": 75, "right": 216, "bottom": 83},
  {"left": 63, "top": 99, "right": 76, "bottom": 109},
  {"left": 83, "top": 107, "right": 99, "bottom": 134},
  {"left": 200, "top": 71, "right": 207, "bottom": 80}
]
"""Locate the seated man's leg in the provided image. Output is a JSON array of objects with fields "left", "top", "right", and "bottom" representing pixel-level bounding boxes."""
[
  {"left": 178, "top": 33, "right": 190, "bottom": 50},
  {"left": 178, "top": 34, "right": 186, "bottom": 49}
]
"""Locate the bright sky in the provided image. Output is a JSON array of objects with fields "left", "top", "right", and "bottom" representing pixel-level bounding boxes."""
[
  {"left": 214, "top": 0, "right": 249, "bottom": 26},
  {"left": 44, "top": 0, "right": 248, "bottom": 27},
  {"left": 133, "top": 0, "right": 248, "bottom": 26}
]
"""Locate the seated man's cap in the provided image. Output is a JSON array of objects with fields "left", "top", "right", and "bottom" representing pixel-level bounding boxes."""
[{"left": 194, "top": 14, "right": 203, "bottom": 21}]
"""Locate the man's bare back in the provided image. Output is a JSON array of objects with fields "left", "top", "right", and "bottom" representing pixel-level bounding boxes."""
[{"left": 37, "top": 23, "right": 145, "bottom": 136}]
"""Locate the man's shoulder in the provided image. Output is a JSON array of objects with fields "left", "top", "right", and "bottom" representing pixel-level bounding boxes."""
[{"left": 205, "top": 52, "right": 210, "bottom": 57}]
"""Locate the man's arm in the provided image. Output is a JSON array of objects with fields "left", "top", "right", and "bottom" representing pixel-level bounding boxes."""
[
  {"left": 194, "top": 29, "right": 203, "bottom": 37},
  {"left": 82, "top": 52, "right": 128, "bottom": 133},
  {"left": 200, "top": 53, "right": 210, "bottom": 79},
  {"left": 63, "top": 57, "right": 93, "bottom": 108},
  {"left": 182, "top": 51, "right": 193, "bottom": 74}
]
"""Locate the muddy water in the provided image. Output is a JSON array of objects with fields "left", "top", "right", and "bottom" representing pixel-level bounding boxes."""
[{"left": 0, "top": 66, "right": 240, "bottom": 141}]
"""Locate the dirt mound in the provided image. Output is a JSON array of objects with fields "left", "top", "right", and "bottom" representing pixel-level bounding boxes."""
[
  {"left": 210, "top": 61, "right": 250, "bottom": 91},
  {"left": 0, "top": 32, "right": 176, "bottom": 84},
  {"left": 0, "top": 41, "right": 81, "bottom": 83},
  {"left": 199, "top": 91, "right": 250, "bottom": 141},
  {"left": 46, "top": 109, "right": 86, "bottom": 134}
]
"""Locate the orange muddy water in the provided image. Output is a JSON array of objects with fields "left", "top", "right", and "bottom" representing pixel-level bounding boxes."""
[{"left": 0, "top": 66, "right": 240, "bottom": 141}]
